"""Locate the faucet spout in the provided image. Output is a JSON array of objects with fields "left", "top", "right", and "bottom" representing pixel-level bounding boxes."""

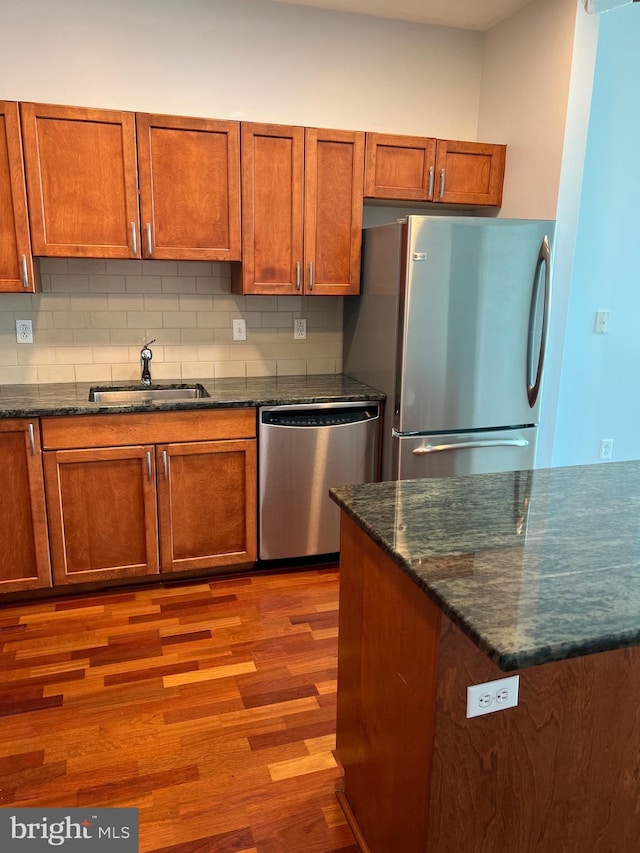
[{"left": 140, "top": 339, "right": 156, "bottom": 386}]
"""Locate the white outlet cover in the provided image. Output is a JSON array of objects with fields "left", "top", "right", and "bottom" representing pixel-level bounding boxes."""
[
  {"left": 232, "top": 319, "right": 247, "bottom": 341},
  {"left": 466, "top": 675, "right": 519, "bottom": 718}
]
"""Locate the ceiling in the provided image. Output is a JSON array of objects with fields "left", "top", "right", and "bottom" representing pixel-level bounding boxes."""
[{"left": 268, "top": 0, "right": 534, "bottom": 31}]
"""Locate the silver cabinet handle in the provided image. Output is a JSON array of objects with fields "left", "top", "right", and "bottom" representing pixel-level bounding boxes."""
[
  {"left": 21, "top": 255, "right": 29, "bottom": 289},
  {"left": 526, "top": 236, "right": 552, "bottom": 408},
  {"left": 427, "top": 166, "right": 434, "bottom": 198},
  {"left": 28, "top": 423, "right": 35, "bottom": 456},
  {"left": 296, "top": 261, "right": 301, "bottom": 291},
  {"left": 412, "top": 438, "right": 529, "bottom": 455},
  {"left": 162, "top": 450, "right": 168, "bottom": 480},
  {"left": 146, "top": 450, "right": 152, "bottom": 481},
  {"left": 439, "top": 169, "right": 445, "bottom": 199},
  {"left": 131, "top": 222, "right": 138, "bottom": 256},
  {"left": 309, "top": 261, "right": 314, "bottom": 292},
  {"left": 146, "top": 223, "right": 153, "bottom": 256}
]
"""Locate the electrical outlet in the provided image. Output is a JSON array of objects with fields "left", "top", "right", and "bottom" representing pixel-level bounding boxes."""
[
  {"left": 599, "top": 438, "right": 613, "bottom": 460},
  {"left": 294, "top": 318, "right": 307, "bottom": 340},
  {"left": 467, "top": 675, "right": 519, "bottom": 718},
  {"left": 232, "top": 318, "right": 247, "bottom": 341},
  {"left": 594, "top": 311, "right": 610, "bottom": 334},
  {"left": 16, "top": 319, "right": 33, "bottom": 344}
]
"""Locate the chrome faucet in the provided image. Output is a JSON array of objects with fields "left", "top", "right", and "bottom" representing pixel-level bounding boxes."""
[{"left": 140, "top": 339, "right": 156, "bottom": 386}]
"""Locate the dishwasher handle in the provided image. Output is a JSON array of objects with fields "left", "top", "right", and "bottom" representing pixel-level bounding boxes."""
[{"left": 261, "top": 405, "right": 379, "bottom": 428}]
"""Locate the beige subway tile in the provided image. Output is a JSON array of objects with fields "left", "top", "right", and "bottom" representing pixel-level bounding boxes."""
[
  {"left": 73, "top": 329, "right": 110, "bottom": 347},
  {"left": 37, "top": 364, "right": 75, "bottom": 383},
  {"left": 262, "top": 312, "right": 293, "bottom": 329},
  {"left": 211, "top": 262, "right": 231, "bottom": 277},
  {"left": 68, "top": 259, "right": 106, "bottom": 275},
  {"left": 111, "top": 364, "right": 139, "bottom": 382},
  {"left": 306, "top": 358, "right": 338, "bottom": 375},
  {"left": 180, "top": 361, "right": 214, "bottom": 379},
  {"left": 164, "top": 345, "right": 198, "bottom": 362},
  {"left": 149, "top": 362, "right": 181, "bottom": 380},
  {"left": 240, "top": 312, "right": 262, "bottom": 328},
  {"left": 0, "top": 365, "right": 37, "bottom": 383},
  {"left": 142, "top": 260, "right": 178, "bottom": 275},
  {"left": 0, "top": 294, "right": 34, "bottom": 311},
  {"left": 244, "top": 295, "right": 277, "bottom": 311},
  {"left": 150, "top": 329, "right": 181, "bottom": 345},
  {"left": 163, "top": 311, "right": 196, "bottom": 328},
  {"left": 38, "top": 274, "right": 52, "bottom": 292},
  {"left": 278, "top": 295, "right": 304, "bottom": 311},
  {"left": 38, "top": 258, "right": 69, "bottom": 275},
  {"left": 36, "top": 329, "right": 74, "bottom": 346},
  {"left": 67, "top": 295, "right": 109, "bottom": 312},
  {"left": 215, "top": 361, "right": 246, "bottom": 378},
  {"left": 126, "top": 275, "right": 162, "bottom": 293},
  {"left": 143, "top": 294, "right": 179, "bottom": 311},
  {"left": 127, "top": 311, "right": 162, "bottom": 328},
  {"left": 110, "top": 329, "right": 147, "bottom": 346},
  {"left": 89, "top": 274, "right": 126, "bottom": 293},
  {"left": 212, "top": 293, "right": 245, "bottom": 312},
  {"left": 277, "top": 359, "right": 307, "bottom": 376},
  {"left": 303, "top": 295, "right": 343, "bottom": 312},
  {"left": 197, "top": 311, "right": 230, "bottom": 329},
  {"left": 108, "top": 294, "right": 144, "bottom": 312},
  {"left": 0, "top": 313, "right": 14, "bottom": 331},
  {"left": 56, "top": 347, "right": 92, "bottom": 365},
  {"left": 92, "top": 346, "right": 130, "bottom": 364},
  {"left": 161, "top": 276, "right": 196, "bottom": 294},
  {"left": 196, "top": 276, "right": 230, "bottom": 294},
  {"left": 177, "top": 261, "right": 213, "bottom": 277},
  {"left": 246, "top": 360, "right": 276, "bottom": 378},
  {"left": 91, "top": 311, "right": 127, "bottom": 329},
  {"left": 106, "top": 259, "right": 143, "bottom": 276},
  {"left": 75, "top": 363, "right": 112, "bottom": 382},
  {"left": 178, "top": 294, "right": 213, "bottom": 312},
  {"left": 49, "top": 274, "right": 90, "bottom": 293},
  {"left": 17, "top": 346, "right": 57, "bottom": 365},
  {"left": 53, "top": 311, "right": 91, "bottom": 329},
  {"left": 0, "top": 347, "right": 18, "bottom": 366},
  {"left": 196, "top": 344, "right": 225, "bottom": 361},
  {"left": 181, "top": 328, "right": 215, "bottom": 344},
  {"left": 35, "top": 293, "right": 70, "bottom": 311}
]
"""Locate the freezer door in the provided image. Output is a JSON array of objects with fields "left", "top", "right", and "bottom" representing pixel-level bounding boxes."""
[
  {"left": 395, "top": 427, "right": 537, "bottom": 480},
  {"left": 397, "top": 216, "right": 555, "bottom": 434}
]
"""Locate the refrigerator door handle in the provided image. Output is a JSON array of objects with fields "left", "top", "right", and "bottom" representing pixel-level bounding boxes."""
[
  {"left": 411, "top": 438, "right": 529, "bottom": 455},
  {"left": 526, "top": 235, "right": 552, "bottom": 408}
]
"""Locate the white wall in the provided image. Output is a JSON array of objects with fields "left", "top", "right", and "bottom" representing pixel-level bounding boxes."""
[
  {"left": 0, "top": 0, "right": 483, "bottom": 138},
  {"left": 553, "top": 3, "right": 640, "bottom": 466}
]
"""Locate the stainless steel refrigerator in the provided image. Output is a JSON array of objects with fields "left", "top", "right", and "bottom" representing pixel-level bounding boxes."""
[{"left": 343, "top": 215, "right": 555, "bottom": 481}]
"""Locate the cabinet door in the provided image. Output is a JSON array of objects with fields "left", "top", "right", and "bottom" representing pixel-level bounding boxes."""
[
  {"left": 157, "top": 439, "right": 257, "bottom": 572},
  {"left": 434, "top": 140, "right": 506, "bottom": 206},
  {"left": 0, "top": 101, "right": 35, "bottom": 292},
  {"left": 304, "top": 128, "right": 364, "bottom": 296},
  {"left": 43, "top": 446, "right": 159, "bottom": 584},
  {"left": 236, "top": 122, "right": 304, "bottom": 295},
  {"left": 0, "top": 420, "right": 51, "bottom": 593},
  {"left": 136, "top": 113, "right": 241, "bottom": 261},
  {"left": 20, "top": 102, "right": 140, "bottom": 258},
  {"left": 364, "top": 133, "right": 437, "bottom": 201}
]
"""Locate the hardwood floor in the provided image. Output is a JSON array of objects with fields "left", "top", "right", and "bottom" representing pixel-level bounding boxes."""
[{"left": 0, "top": 568, "right": 357, "bottom": 853}]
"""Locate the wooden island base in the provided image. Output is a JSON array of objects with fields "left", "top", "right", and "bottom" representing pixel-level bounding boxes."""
[{"left": 335, "top": 513, "right": 640, "bottom": 853}]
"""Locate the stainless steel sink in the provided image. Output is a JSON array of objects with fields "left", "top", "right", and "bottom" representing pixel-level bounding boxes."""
[{"left": 88, "top": 384, "right": 210, "bottom": 403}]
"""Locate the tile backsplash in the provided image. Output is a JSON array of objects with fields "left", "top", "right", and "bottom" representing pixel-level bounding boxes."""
[{"left": 0, "top": 259, "right": 344, "bottom": 384}]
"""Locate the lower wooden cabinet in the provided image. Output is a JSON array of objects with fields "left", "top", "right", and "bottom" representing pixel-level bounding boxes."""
[
  {"left": 0, "top": 419, "right": 52, "bottom": 593},
  {"left": 41, "top": 409, "right": 257, "bottom": 586}
]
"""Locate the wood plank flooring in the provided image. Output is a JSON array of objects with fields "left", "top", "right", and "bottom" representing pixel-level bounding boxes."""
[{"left": 0, "top": 569, "right": 357, "bottom": 853}]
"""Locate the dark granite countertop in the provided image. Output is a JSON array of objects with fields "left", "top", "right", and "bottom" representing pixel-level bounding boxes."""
[
  {"left": 330, "top": 462, "right": 640, "bottom": 672},
  {"left": 0, "top": 374, "right": 383, "bottom": 418}
]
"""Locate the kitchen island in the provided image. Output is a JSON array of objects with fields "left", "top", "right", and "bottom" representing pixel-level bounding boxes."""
[{"left": 330, "top": 463, "right": 640, "bottom": 853}]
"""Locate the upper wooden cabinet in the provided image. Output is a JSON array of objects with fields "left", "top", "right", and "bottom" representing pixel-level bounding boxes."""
[
  {"left": 136, "top": 113, "right": 241, "bottom": 261},
  {"left": 0, "top": 101, "right": 36, "bottom": 291},
  {"left": 21, "top": 102, "right": 140, "bottom": 258},
  {"left": 234, "top": 122, "right": 364, "bottom": 296},
  {"left": 365, "top": 132, "right": 506, "bottom": 207},
  {"left": 0, "top": 419, "right": 52, "bottom": 593}
]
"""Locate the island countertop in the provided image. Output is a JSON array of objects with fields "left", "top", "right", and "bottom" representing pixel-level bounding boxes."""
[
  {"left": 0, "top": 373, "right": 383, "bottom": 418},
  {"left": 330, "top": 461, "right": 640, "bottom": 671}
]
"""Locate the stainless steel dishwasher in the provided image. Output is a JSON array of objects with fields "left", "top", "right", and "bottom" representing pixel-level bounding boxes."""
[{"left": 258, "top": 401, "right": 380, "bottom": 560}]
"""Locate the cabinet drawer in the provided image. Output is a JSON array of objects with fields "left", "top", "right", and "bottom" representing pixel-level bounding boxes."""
[{"left": 41, "top": 408, "right": 257, "bottom": 449}]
